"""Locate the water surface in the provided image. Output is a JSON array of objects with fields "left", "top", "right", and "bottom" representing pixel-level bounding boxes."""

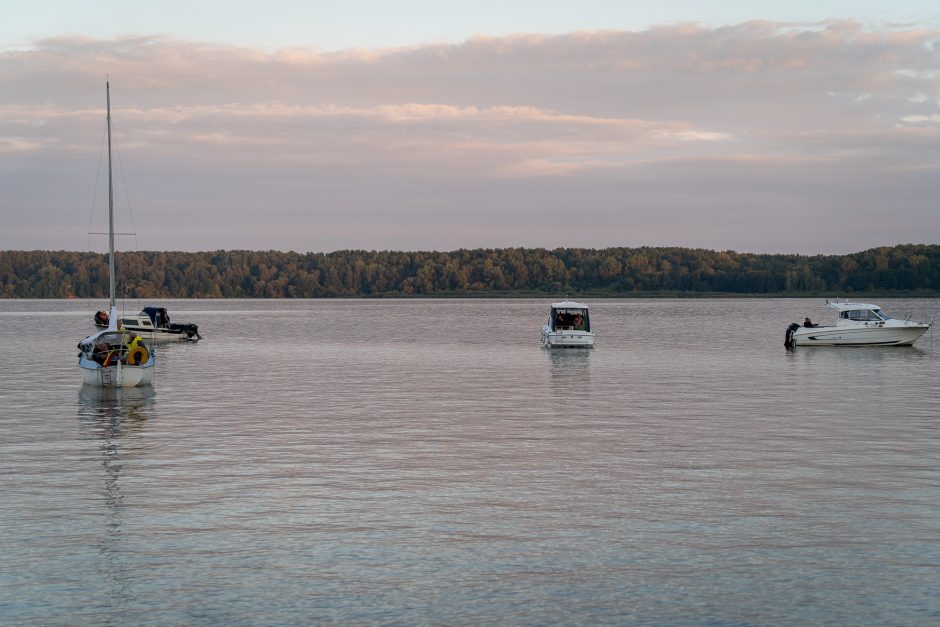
[{"left": 1, "top": 298, "right": 938, "bottom": 625}]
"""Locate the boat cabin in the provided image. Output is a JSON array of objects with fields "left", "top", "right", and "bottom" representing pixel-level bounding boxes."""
[
  {"left": 840, "top": 308, "right": 888, "bottom": 322},
  {"left": 122, "top": 316, "right": 154, "bottom": 329},
  {"left": 828, "top": 302, "right": 890, "bottom": 322},
  {"left": 549, "top": 302, "right": 591, "bottom": 332}
]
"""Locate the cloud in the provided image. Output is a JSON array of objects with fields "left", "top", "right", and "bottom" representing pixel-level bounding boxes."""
[{"left": 1, "top": 22, "right": 939, "bottom": 253}]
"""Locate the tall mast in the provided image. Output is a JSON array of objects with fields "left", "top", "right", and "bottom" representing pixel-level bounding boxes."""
[{"left": 106, "top": 80, "right": 115, "bottom": 308}]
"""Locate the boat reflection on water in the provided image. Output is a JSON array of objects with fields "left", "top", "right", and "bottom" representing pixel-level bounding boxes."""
[
  {"left": 785, "top": 341, "right": 933, "bottom": 395},
  {"left": 546, "top": 348, "right": 593, "bottom": 402},
  {"left": 78, "top": 385, "right": 156, "bottom": 435},
  {"left": 76, "top": 386, "right": 156, "bottom": 611},
  {"left": 787, "top": 342, "right": 930, "bottom": 366}
]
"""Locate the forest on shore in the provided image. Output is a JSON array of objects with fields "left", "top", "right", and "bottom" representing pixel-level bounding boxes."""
[{"left": 1, "top": 245, "right": 938, "bottom": 298}]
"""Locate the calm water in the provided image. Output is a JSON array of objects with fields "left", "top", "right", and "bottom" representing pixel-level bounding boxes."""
[{"left": 1, "top": 298, "right": 939, "bottom": 626}]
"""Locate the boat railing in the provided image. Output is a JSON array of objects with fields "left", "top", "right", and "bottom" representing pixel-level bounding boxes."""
[{"left": 897, "top": 311, "right": 931, "bottom": 326}]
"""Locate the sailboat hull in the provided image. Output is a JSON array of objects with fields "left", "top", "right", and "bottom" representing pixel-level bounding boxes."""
[{"left": 79, "top": 355, "right": 155, "bottom": 387}]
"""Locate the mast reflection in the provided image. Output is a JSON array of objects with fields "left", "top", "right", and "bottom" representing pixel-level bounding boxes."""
[{"left": 76, "top": 386, "right": 156, "bottom": 619}]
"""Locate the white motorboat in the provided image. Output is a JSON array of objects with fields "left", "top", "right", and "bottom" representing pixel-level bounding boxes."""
[
  {"left": 77, "top": 81, "right": 155, "bottom": 387},
  {"left": 541, "top": 300, "right": 595, "bottom": 348},
  {"left": 94, "top": 306, "right": 201, "bottom": 342},
  {"left": 785, "top": 300, "right": 931, "bottom": 347}
]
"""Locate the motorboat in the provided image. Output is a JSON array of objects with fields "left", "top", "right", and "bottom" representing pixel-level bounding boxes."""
[
  {"left": 77, "top": 81, "right": 155, "bottom": 387},
  {"left": 94, "top": 306, "right": 201, "bottom": 342},
  {"left": 785, "top": 300, "right": 931, "bottom": 347},
  {"left": 541, "top": 300, "right": 595, "bottom": 348}
]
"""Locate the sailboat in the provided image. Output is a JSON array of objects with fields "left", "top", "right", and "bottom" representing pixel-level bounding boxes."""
[{"left": 77, "top": 81, "right": 156, "bottom": 387}]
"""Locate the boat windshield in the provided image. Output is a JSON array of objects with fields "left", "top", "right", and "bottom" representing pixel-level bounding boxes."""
[
  {"left": 552, "top": 308, "right": 590, "bottom": 332},
  {"left": 840, "top": 308, "right": 887, "bottom": 322}
]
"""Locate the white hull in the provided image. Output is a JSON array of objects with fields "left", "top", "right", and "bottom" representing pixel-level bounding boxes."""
[
  {"left": 135, "top": 329, "right": 192, "bottom": 342},
  {"left": 792, "top": 324, "right": 928, "bottom": 346},
  {"left": 79, "top": 356, "right": 155, "bottom": 387},
  {"left": 95, "top": 324, "right": 195, "bottom": 342},
  {"left": 541, "top": 326, "right": 595, "bottom": 348}
]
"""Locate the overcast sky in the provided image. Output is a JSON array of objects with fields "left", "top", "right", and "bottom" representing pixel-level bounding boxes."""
[{"left": 2, "top": 1, "right": 939, "bottom": 253}]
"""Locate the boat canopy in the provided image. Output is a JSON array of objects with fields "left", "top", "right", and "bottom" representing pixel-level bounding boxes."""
[
  {"left": 79, "top": 329, "right": 139, "bottom": 348},
  {"left": 827, "top": 301, "right": 881, "bottom": 313},
  {"left": 826, "top": 301, "right": 890, "bottom": 321},
  {"left": 142, "top": 307, "right": 170, "bottom": 326},
  {"left": 551, "top": 300, "right": 589, "bottom": 310},
  {"left": 549, "top": 302, "right": 591, "bottom": 332}
]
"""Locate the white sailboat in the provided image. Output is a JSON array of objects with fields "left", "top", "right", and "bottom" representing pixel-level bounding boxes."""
[{"left": 77, "top": 81, "right": 155, "bottom": 387}]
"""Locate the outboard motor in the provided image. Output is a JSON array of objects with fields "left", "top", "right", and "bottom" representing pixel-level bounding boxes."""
[
  {"left": 784, "top": 322, "right": 800, "bottom": 348},
  {"left": 169, "top": 322, "right": 202, "bottom": 341}
]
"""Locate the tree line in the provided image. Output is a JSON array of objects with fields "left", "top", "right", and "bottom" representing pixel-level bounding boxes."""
[{"left": 0, "top": 245, "right": 938, "bottom": 298}]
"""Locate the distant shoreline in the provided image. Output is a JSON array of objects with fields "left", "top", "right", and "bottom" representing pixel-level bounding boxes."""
[
  {"left": 2, "top": 245, "right": 938, "bottom": 299},
  {"left": 6, "top": 291, "right": 940, "bottom": 300}
]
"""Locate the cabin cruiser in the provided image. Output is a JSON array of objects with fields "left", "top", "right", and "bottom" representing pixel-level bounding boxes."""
[
  {"left": 541, "top": 301, "right": 595, "bottom": 348},
  {"left": 785, "top": 300, "right": 931, "bottom": 347},
  {"left": 95, "top": 306, "right": 201, "bottom": 342}
]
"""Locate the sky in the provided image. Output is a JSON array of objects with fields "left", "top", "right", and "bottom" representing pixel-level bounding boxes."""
[{"left": 2, "top": 1, "right": 939, "bottom": 254}]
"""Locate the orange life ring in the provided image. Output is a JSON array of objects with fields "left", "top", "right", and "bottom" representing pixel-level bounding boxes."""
[{"left": 128, "top": 345, "right": 149, "bottom": 365}]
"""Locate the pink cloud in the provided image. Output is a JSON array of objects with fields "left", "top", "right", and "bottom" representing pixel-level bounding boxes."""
[{"left": 2, "top": 22, "right": 938, "bottom": 253}]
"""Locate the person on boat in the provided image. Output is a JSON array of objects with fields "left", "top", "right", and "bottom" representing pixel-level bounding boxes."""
[
  {"left": 804, "top": 317, "right": 818, "bottom": 328},
  {"left": 125, "top": 333, "right": 146, "bottom": 365},
  {"left": 125, "top": 332, "right": 140, "bottom": 354},
  {"left": 574, "top": 314, "right": 584, "bottom": 330},
  {"left": 93, "top": 341, "right": 109, "bottom": 365}
]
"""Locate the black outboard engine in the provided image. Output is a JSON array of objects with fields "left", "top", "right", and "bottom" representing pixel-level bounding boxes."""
[
  {"left": 169, "top": 322, "right": 202, "bottom": 340},
  {"left": 784, "top": 322, "right": 800, "bottom": 348}
]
